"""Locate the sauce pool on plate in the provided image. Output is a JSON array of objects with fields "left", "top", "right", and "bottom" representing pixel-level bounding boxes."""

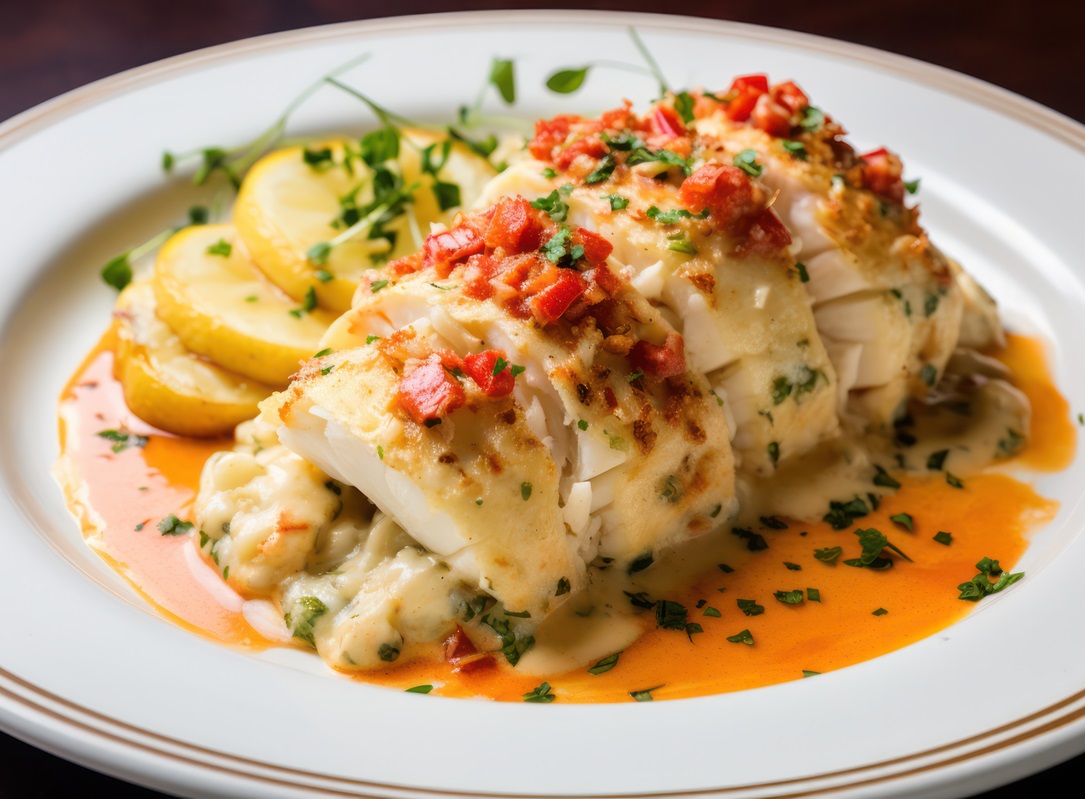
[{"left": 55, "top": 330, "right": 1071, "bottom": 702}]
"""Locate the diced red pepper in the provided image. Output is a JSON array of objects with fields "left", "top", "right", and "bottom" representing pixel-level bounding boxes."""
[
  {"left": 585, "top": 263, "right": 625, "bottom": 297},
  {"left": 730, "top": 74, "right": 770, "bottom": 94},
  {"left": 724, "top": 74, "right": 769, "bottom": 122},
  {"left": 741, "top": 208, "right": 792, "bottom": 257},
  {"left": 573, "top": 228, "right": 613, "bottom": 265},
  {"left": 443, "top": 626, "right": 495, "bottom": 674},
  {"left": 485, "top": 196, "right": 546, "bottom": 254},
  {"left": 772, "top": 81, "right": 809, "bottom": 115},
  {"left": 423, "top": 224, "right": 485, "bottom": 276},
  {"left": 396, "top": 352, "right": 466, "bottom": 424},
  {"left": 530, "top": 269, "right": 585, "bottom": 326},
  {"left": 628, "top": 333, "right": 687, "bottom": 379},
  {"left": 462, "top": 253, "right": 498, "bottom": 300},
  {"left": 752, "top": 93, "right": 793, "bottom": 137},
  {"left": 386, "top": 252, "right": 423, "bottom": 277},
  {"left": 858, "top": 147, "right": 905, "bottom": 203},
  {"left": 679, "top": 163, "right": 761, "bottom": 226},
  {"left": 553, "top": 135, "right": 609, "bottom": 169},
  {"left": 528, "top": 115, "right": 577, "bottom": 161},
  {"left": 463, "top": 349, "right": 516, "bottom": 398}
]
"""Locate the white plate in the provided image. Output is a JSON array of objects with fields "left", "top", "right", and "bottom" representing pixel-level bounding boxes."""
[{"left": 2, "top": 10, "right": 1084, "bottom": 799}]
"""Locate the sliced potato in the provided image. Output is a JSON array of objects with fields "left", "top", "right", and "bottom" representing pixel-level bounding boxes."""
[
  {"left": 233, "top": 131, "right": 495, "bottom": 313},
  {"left": 153, "top": 224, "right": 338, "bottom": 386},
  {"left": 113, "top": 282, "right": 274, "bottom": 437}
]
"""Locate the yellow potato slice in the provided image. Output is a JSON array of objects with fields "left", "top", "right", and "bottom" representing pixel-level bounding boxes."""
[
  {"left": 112, "top": 281, "right": 274, "bottom": 437},
  {"left": 233, "top": 131, "right": 495, "bottom": 313},
  {"left": 153, "top": 224, "right": 337, "bottom": 386}
]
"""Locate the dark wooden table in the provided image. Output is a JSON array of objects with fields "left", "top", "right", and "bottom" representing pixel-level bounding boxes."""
[{"left": 2, "top": 1, "right": 1082, "bottom": 797}]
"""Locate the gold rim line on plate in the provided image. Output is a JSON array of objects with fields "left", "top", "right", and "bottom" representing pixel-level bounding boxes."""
[
  {"left": 2, "top": 9, "right": 1084, "bottom": 798},
  {"left": 3, "top": 664, "right": 1085, "bottom": 798}
]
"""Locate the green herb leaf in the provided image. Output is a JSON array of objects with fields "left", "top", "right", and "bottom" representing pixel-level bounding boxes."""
[
  {"left": 774, "top": 590, "right": 804, "bottom": 605},
  {"left": 378, "top": 642, "right": 400, "bottom": 662},
  {"left": 814, "top": 546, "right": 843, "bottom": 563},
  {"left": 588, "top": 653, "right": 621, "bottom": 675},
  {"left": 807, "top": 588, "right": 821, "bottom": 602},
  {"left": 933, "top": 531, "right": 953, "bottom": 546},
  {"left": 489, "top": 58, "right": 516, "bottom": 104},
  {"left": 727, "top": 629, "right": 754, "bottom": 645},
  {"left": 556, "top": 577, "right": 571, "bottom": 595},
  {"left": 286, "top": 595, "right": 328, "bottom": 646},
  {"left": 737, "top": 598, "right": 764, "bottom": 617},
  {"left": 890, "top": 512, "right": 913, "bottom": 531},
  {"left": 584, "top": 154, "right": 616, "bottom": 185},
  {"left": 927, "top": 449, "right": 949, "bottom": 470},
  {"left": 405, "top": 684, "right": 433, "bottom": 694},
  {"left": 546, "top": 67, "right": 590, "bottom": 94},
  {"left": 602, "top": 193, "right": 629, "bottom": 211},
  {"left": 521, "top": 481, "right": 533, "bottom": 501},
  {"left": 530, "top": 190, "right": 570, "bottom": 222},
  {"left": 629, "top": 685, "right": 661, "bottom": 701},
  {"left": 157, "top": 514, "right": 194, "bottom": 536},
  {"left": 872, "top": 607, "right": 888, "bottom": 616},
  {"left": 946, "top": 472, "right": 964, "bottom": 489},
  {"left": 872, "top": 464, "right": 902, "bottom": 489},
  {"left": 732, "top": 148, "right": 763, "bottom": 178},
  {"left": 432, "top": 181, "right": 462, "bottom": 212},
  {"left": 781, "top": 140, "right": 808, "bottom": 160}
]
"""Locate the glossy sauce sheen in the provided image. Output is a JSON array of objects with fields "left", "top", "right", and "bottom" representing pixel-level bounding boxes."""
[{"left": 57, "top": 332, "right": 1073, "bottom": 702}]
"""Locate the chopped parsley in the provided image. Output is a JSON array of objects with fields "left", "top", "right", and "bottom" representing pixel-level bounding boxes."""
[
  {"left": 602, "top": 193, "right": 629, "bottom": 210},
  {"left": 732, "top": 527, "right": 768, "bottom": 552},
  {"left": 946, "top": 472, "right": 965, "bottom": 489},
  {"left": 646, "top": 205, "right": 708, "bottom": 225},
  {"left": 774, "top": 590, "right": 805, "bottom": 605},
  {"left": 584, "top": 154, "right": 616, "bottom": 184},
  {"left": 781, "top": 140, "right": 807, "bottom": 160},
  {"left": 872, "top": 607, "right": 889, "bottom": 616},
  {"left": 588, "top": 653, "right": 621, "bottom": 675},
  {"left": 667, "top": 232, "right": 696, "bottom": 255},
  {"left": 872, "top": 464, "right": 902, "bottom": 489},
  {"left": 629, "top": 685, "right": 661, "bottom": 702},
  {"left": 784, "top": 562, "right": 802, "bottom": 571},
  {"left": 378, "top": 643, "right": 400, "bottom": 662},
  {"left": 556, "top": 577, "right": 571, "bottom": 595},
  {"left": 933, "top": 531, "right": 953, "bottom": 546},
  {"left": 814, "top": 546, "right": 843, "bottom": 564},
  {"left": 530, "top": 190, "right": 570, "bottom": 222},
  {"left": 807, "top": 588, "right": 821, "bottom": 602},
  {"left": 206, "top": 239, "right": 232, "bottom": 257},
  {"left": 843, "top": 527, "right": 912, "bottom": 570},
  {"left": 727, "top": 629, "right": 754, "bottom": 645},
  {"left": 96, "top": 429, "right": 148, "bottom": 453},
  {"left": 405, "top": 684, "right": 433, "bottom": 694},
  {"left": 157, "top": 514, "right": 194, "bottom": 536},
  {"left": 795, "top": 262, "right": 810, "bottom": 282},
  {"left": 732, "top": 148, "right": 763, "bottom": 177},
  {"left": 767, "top": 441, "right": 780, "bottom": 466},
  {"left": 285, "top": 596, "right": 328, "bottom": 646},
  {"left": 823, "top": 496, "right": 870, "bottom": 530},
  {"left": 737, "top": 598, "right": 764, "bottom": 617},
  {"left": 481, "top": 614, "right": 535, "bottom": 666},
  {"left": 927, "top": 449, "right": 949, "bottom": 470},
  {"left": 890, "top": 512, "right": 913, "bottom": 531},
  {"left": 521, "top": 482, "right": 533, "bottom": 501},
  {"left": 523, "top": 682, "right": 555, "bottom": 703},
  {"left": 957, "top": 557, "right": 1024, "bottom": 601}
]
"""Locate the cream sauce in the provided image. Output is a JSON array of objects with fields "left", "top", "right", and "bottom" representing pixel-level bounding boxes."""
[{"left": 56, "top": 332, "right": 1072, "bottom": 702}]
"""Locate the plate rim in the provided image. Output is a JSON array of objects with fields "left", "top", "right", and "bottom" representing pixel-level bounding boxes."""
[{"left": 3, "top": 9, "right": 1085, "bottom": 799}]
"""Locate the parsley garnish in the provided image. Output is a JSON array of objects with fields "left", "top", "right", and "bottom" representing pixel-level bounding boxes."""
[
  {"left": 784, "top": 562, "right": 802, "bottom": 571},
  {"left": 727, "top": 629, "right": 754, "bottom": 645},
  {"left": 405, "top": 684, "right": 433, "bottom": 694},
  {"left": 732, "top": 148, "right": 763, "bottom": 177},
  {"left": 546, "top": 67, "right": 590, "bottom": 94},
  {"left": 488, "top": 57, "right": 516, "bottom": 104},
  {"left": 157, "top": 514, "right": 193, "bottom": 536},
  {"left": 584, "top": 154, "right": 617, "bottom": 185},
  {"left": 629, "top": 685, "right": 661, "bottom": 702},
  {"left": 872, "top": 464, "right": 901, "bottom": 489},
  {"left": 767, "top": 441, "right": 780, "bottom": 466},
  {"left": 206, "top": 239, "right": 232, "bottom": 257},
  {"left": 732, "top": 527, "right": 768, "bottom": 552},
  {"left": 603, "top": 193, "right": 629, "bottom": 210},
  {"left": 481, "top": 614, "right": 535, "bottom": 666},
  {"left": 737, "top": 598, "right": 764, "bottom": 617},
  {"left": 957, "top": 557, "right": 1024, "bottom": 601},
  {"left": 667, "top": 232, "right": 696, "bottom": 255},
  {"left": 933, "top": 531, "right": 953, "bottom": 546},
  {"left": 285, "top": 596, "right": 328, "bottom": 646},
  {"left": 807, "top": 588, "right": 821, "bottom": 602},
  {"left": 96, "top": 429, "right": 148, "bottom": 453},
  {"left": 781, "top": 140, "right": 807, "bottom": 160},
  {"left": 521, "top": 482, "right": 533, "bottom": 500},
  {"left": 556, "top": 577, "right": 571, "bottom": 595},
  {"left": 890, "top": 512, "right": 913, "bottom": 531},
  {"left": 823, "top": 496, "right": 870, "bottom": 529},
  {"left": 814, "top": 546, "right": 843, "bottom": 563},
  {"left": 927, "top": 449, "right": 949, "bottom": 470},
  {"left": 872, "top": 607, "right": 889, "bottom": 616},
  {"left": 774, "top": 590, "right": 804, "bottom": 605},
  {"left": 588, "top": 653, "right": 621, "bottom": 675},
  {"left": 646, "top": 205, "right": 708, "bottom": 225},
  {"left": 378, "top": 643, "right": 400, "bottom": 662},
  {"left": 802, "top": 670, "right": 820, "bottom": 678},
  {"left": 843, "top": 527, "right": 912, "bottom": 570},
  {"left": 530, "top": 190, "right": 570, "bottom": 222},
  {"left": 946, "top": 472, "right": 965, "bottom": 489}
]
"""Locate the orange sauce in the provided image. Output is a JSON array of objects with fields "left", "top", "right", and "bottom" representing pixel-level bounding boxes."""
[{"left": 57, "top": 332, "right": 1073, "bottom": 702}]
